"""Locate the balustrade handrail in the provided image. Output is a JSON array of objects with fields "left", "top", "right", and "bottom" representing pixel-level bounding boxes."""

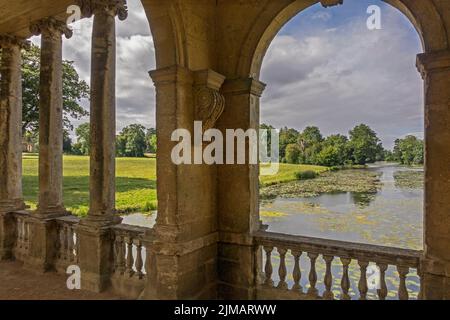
[
  {"left": 254, "top": 231, "right": 422, "bottom": 268},
  {"left": 54, "top": 215, "right": 80, "bottom": 225},
  {"left": 112, "top": 223, "right": 151, "bottom": 238}
]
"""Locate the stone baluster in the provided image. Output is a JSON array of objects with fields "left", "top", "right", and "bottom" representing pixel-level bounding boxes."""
[
  {"left": 397, "top": 266, "right": 409, "bottom": 300},
  {"left": 115, "top": 235, "right": 126, "bottom": 275},
  {"left": 135, "top": 239, "right": 144, "bottom": 279},
  {"left": 291, "top": 250, "right": 303, "bottom": 291},
  {"left": 307, "top": 252, "right": 318, "bottom": 297},
  {"left": 62, "top": 226, "right": 69, "bottom": 261},
  {"left": 263, "top": 246, "right": 274, "bottom": 287},
  {"left": 277, "top": 248, "right": 288, "bottom": 289},
  {"left": 358, "top": 260, "right": 369, "bottom": 300},
  {"left": 17, "top": 217, "right": 24, "bottom": 251},
  {"left": 126, "top": 236, "right": 135, "bottom": 277},
  {"left": 377, "top": 263, "right": 388, "bottom": 300},
  {"left": 67, "top": 226, "right": 74, "bottom": 262},
  {"left": 323, "top": 255, "right": 334, "bottom": 300},
  {"left": 23, "top": 220, "right": 29, "bottom": 252},
  {"left": 340, "top": 257, "right": 351, "bottom": 300}
]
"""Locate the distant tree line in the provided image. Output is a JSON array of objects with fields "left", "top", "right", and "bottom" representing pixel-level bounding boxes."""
[
  {"left": 386, "top": 135, "right": 424, "bottom": 165},
  {"left": 263, "top": 123, "right": 423, "bottom": 167},
  {"left": 65, "top": 123, "right": 157, "bottom": 157}
]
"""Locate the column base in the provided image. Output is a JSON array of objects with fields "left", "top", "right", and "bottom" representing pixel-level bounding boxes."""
[
  {"left": 24, "top": 215, "right": 61, "bottom": 273},
  {"left": 0, "top": 211, "right": 15, "bottom": 260},
  {"left": 420, "top": 257, "right": 450, "bottom": 299},
  {"left": 34, "top": 205, "right": 70, "bottom": 219},
  {"left": 75, "top": 217, "right": 120, "bottom": 293},
  {"left": 140, "top": 229, "right": 219, "bottom": 300},
  {"left": 0, "top": 199, "right": 26, "bottom": 214},
  {"left": 218, "top": 232, "right": 258, "bottom": 300}
]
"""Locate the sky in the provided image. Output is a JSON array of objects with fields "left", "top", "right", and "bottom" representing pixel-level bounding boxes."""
[
  {"left": 260, "top": 0, "right": 424, "bottom": 149},
  {"left": 31, "top": 0, "right": 423, "bottom": 149}
]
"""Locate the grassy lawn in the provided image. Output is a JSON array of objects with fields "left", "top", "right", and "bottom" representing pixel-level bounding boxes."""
[
  {"left": 23, "top": 154, "right": 157, "bottom": 216},
  {"left": 259, "top": 163, "right": 328, "bottom": 187},
  {"left": 22, "top": 154, "right": 326, "bottom": 216}
]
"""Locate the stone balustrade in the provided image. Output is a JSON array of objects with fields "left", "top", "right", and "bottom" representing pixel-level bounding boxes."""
[
  {"left": 111, "top": 223, "right": 150, "bottom": 298},
  {"left": 55, "top": 215, "right": 81, "bottom": 272},
  {"left": 254, "top": 231, "right": 422, "bottom": 300},
  {"left": 13, "top": 211, "right": 31, "bottom": 261}
]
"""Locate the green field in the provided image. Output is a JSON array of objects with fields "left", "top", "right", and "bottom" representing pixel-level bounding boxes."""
[{"left": 22, "top": 154, "right": 326, "bottom": 216}]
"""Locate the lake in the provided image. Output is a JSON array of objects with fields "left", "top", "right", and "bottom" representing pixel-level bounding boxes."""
[{"left": 261, "top": 163, "right": 424, "bottom": 250}]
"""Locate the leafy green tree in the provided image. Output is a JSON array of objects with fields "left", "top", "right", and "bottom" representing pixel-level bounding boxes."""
[
  {"left": 63, "top": 130, "right": 73, "bottom": 154},
  {"left": 145, "top": 128, "right": 157, "bottom": 153},
  {"left": 285, "top": 143, "right": 302, "bottom": 164},
  {"left": 393, "top": 135, "right": 424, "bottom": 165},
  {"left": 298, "top": 126, "right": 324, "bottom": 164},
  {"left": 316, "top": 134, "right": 350, "bottom": 166},
  {"left": 279, "top": 127, "right": 299, "bottom": 162},
  {"left": 74, "top": 123, "right": 90, "bottom": 156},
  {"left": 116, "top": 124, "right": 147, "bottom": 157},
  {"left": 21, "top": 44, "right": 89, "bottom": 134},
  {"left": 348, "top": 124, "right": 382, "bottom": 165}
]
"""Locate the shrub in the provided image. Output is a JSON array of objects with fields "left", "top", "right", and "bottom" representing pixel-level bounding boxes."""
[{"left": 295, "top": 170, "right": 318, "bottom": 180}]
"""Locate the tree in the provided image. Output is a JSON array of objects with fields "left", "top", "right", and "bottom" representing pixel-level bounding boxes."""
[
  {"left": 279, "top": 127, "right": 299, "bottom": 162},
  {"left": 393, "top": 135, "right": 424, "bottom": 165},
  {"left": 298, "top": 126, "right": 324, "bottom": 164},
  {"left": 316, "top": 134, "right": 350, "bottom": 166},
  {"left": 21, "top": 44, "right": 90, "bottom": 134},
  {"left": 116, "top": 124, "right": 147, "bottom": 157},
  {"left": 285, "top": 143, "right": 302, "bottom": 164},
  {"left": 63, "top": 130, "right": 73, "bottom": 154},
  {"left": 145, "top": 128, "right": 157, "bottom": 153},
  {"left": 74, "top": 123, "right": 90, "bottom": 156},
  {"left": 348, "top": 124, "right": 382, "bottom": 165}
]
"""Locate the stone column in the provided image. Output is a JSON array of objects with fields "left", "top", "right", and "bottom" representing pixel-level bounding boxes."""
[
  {"left": 216, "top": 78, "right": 266, "bottom": 299},
  {"left": 31, "top": 18, "right": 73, "bottom": 218},
  {"left": 75, "top": 0, "right": 128, "bottom": 292},
  {"left": 416, "top": 50, "right": 450, "bottom": 299},
  {"left": 141, "top": 67, "right": 224, "bottom": 300},
  {"left": 0, "top": 35, "right": 28, "bottom": 260},
  {"left": 23, "top": 19, "right": 73, "bottom": 272}
]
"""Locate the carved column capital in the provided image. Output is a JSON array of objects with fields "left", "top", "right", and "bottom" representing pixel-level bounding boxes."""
[
  {"left": 320, "top": 0, "right": 343, "bottom": 8},
  {"left": 30, "top": 17, "right": 73, "bottom": 39},
  {"left": 194, "top": 70, "right": 226, "bottom": 131},
  {"left": 416, "top": 50, "right": 450, "bottom": 79},
  {"left": 0, "top": 35, "right": 30, "bottom": 49},
  {"left": 76, "top": 0, "right": 128, "bottom": 20}
]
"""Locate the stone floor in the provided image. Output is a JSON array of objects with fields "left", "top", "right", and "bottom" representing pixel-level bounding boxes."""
[{"left": 0, "top": 261, "right": 120, "bottom": 300}]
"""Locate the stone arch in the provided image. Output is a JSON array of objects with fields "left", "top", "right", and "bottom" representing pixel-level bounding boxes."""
[
  {"left": 140, "top": 0, "right": 187, "bottom": 69},
  {"left": 237, "top": 0, "right": 448, "bottom": 79}
]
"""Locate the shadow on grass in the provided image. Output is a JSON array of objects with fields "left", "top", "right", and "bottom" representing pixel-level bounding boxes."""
[{"left": 23, "top": 175, "right": 157, "bottom": 215}]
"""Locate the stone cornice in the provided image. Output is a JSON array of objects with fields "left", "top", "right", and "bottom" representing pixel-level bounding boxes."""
[
  {"left": 0, "top": 35, "right": 30, "bottom": 49},
  {"left": 320, "top": 0, "right": 343, "bottom": 8},
  {"left": 149, "top": 65, "right": 194, "bottom": 86},
  {"left": 416, "top": 50, "right": 450, "bottom": 78},
  {"left": 76, "top": 0, "right": 128, "bottom": 20},
  {"left": 30, "top": 17, "right": 73, "bottom": 39},
  {"left": 221, "top": 78, "right": 267, "bottom": 97}
]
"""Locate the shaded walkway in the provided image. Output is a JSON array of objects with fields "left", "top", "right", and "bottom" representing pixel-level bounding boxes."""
[{"left": 0, "top": 261, "right": 120, "bottom": 300}]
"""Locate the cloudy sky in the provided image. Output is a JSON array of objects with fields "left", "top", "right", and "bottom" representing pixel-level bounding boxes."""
[
  {"left": 31, "top": 0, "right": 423, "bottom": 149},
  {"left": 260, "top": 0, "right": 423, "bottom": 148}
]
